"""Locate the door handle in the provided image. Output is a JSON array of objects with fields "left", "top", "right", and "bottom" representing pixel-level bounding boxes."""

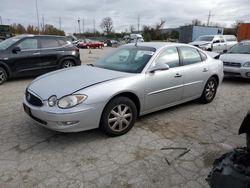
[
  {"left": 174, "top": 73, "right": 182, "bottom": 78},
  {"left": 203, "top": 68, "right": 208, "bottom": 72},
  {"left": 33, "top": 52, "right": 40, "bottom": 55}
]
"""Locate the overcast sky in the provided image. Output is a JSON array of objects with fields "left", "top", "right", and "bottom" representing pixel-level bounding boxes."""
[{"left": 0, "top": 0, "right": 249, "bottom": 34}]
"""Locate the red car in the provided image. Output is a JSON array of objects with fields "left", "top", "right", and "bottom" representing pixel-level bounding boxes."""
[{"left": 77, "top": 39, "right": 104, "bottom": 49}]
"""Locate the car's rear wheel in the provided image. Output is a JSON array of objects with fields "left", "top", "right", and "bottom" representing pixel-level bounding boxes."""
[
  {"left": 100, "top": 97, "right": 137, "bottom": 136},
  {"left": 200, "top": 77, "right": 218, "bottom": 103},
  {"left": 0, "top": 67, "right": 7, "bottom": 85},
  {"left": 61, "top": 60, "right": 75, "bottom": 69}
]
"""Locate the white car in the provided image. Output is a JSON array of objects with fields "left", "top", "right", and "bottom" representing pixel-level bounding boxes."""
[
  {"left": 219, "top": 40, "right": 250, "bottom": 79},
  {"left": 189, "top": 35, "right": 238, "bottom": 53}
]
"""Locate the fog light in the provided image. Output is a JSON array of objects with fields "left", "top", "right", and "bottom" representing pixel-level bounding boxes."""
[
  {"left": 246, "top": 72, "right": 250, "bottom": 77},
  {"left": 57, "top": 121, "right": 79, "bottom": 126}
]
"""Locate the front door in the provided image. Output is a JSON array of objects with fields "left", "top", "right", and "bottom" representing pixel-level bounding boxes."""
[
  {"left": 145, "top": 47, "right": 183, "bottom": 111},
  {"left": 9, "top": 38, "right": 41, "bottom": 76}
]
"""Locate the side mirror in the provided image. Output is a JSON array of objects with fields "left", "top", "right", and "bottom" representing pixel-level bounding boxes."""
[
  {"left": 223, "top": 49, "right": 228, "bottom": 53},
  {"left": 213, "top": 40, "right": 220, "bottom": 44},
  {"left": 12, "top": 46, "right": 21, "bottom": 54},
  {"left": 149, "top": 64, "right": 169, "bottom": 73}
]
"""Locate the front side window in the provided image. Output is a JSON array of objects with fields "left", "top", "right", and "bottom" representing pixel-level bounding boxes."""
[
  {"left": 154, "top": 47, "right": 180, "bottom": 68},
  {"left": 40, "top": 38, "right": 59, "bottom": 48},
  {"left": 95, "top": 46, "right": 156, "bottom": 73},
  {"left": 17, "top": 38, "right": 38, "bottom": 50},
  {"left": 179, "top": 46, "right": 202, "bottom": 65},
  {"left": 195, "top": 36, "right": 214, "bottom": 41}
]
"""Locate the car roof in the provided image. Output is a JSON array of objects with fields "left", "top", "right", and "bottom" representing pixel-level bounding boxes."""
[
  {"left": 13, "top": 34, "right": 66, "bottom": 39},
  {"left": 124, "top": 42, "right": 190, "bottom": 50}
]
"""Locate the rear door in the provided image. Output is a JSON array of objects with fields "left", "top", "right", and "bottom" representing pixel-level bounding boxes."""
[
  {"left": 145, "top": 47, "right": 183, "bottom": 111},
  {"left": 8, "top": 37, "right": 41, "bottom": 76},
  {"left": 38, "top": 37, "right": 63, "bottom": 71},
  {"left": 178, "top": 46, "right": 210, "bottom": 99}
]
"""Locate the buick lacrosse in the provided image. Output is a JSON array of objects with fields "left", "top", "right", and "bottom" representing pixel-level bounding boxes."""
[{"left": 23, "top": 42, "right": 223, "bottom": 136}]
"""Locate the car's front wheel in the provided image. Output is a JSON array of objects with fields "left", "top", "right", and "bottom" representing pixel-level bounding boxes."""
[
  {"left": 100, "top": 97, "right": 137, "bottom": 136},
  {"left": 200, "top": 77, "right": 218, "bottom": 103},
  {"left": 61, "top": 60, "right": 75, "bottom": 69},
  {"left": 0, "top": 67, "right": 7, "bottom": 85}
]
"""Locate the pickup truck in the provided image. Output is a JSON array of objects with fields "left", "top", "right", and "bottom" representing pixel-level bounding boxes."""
[{"left": 189, "top": 35, "right": 238, "bottom": 53}]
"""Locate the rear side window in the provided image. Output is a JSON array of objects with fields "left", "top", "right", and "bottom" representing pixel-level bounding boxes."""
[
  {"left": 57, "top": 39, "right": 69, "bottom": 46},
  {"left": 199, "top": 51, "right": 207, "bottom": 61},
  {"left": 40, "top": 38, "right": 60, "bottom": 48},
  {"left": 179, "top": 46, "right": 202, "bottom": 65}
]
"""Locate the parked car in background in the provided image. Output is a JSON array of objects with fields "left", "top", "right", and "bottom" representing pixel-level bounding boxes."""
[
  {"left": 23, "top": 42, "right": 223, "bottom": 136},
  {"left": 77, "top": 39, "right": 104, "bottom": 49},
  {"left": 189, "top": 35, "right": 237, "bottom": 53},
  {"left": 219, "top": 40, "right": 250, "bottom": 79},
  {"left": 0, "top": 35, "right": 81, "bottom": 84}
]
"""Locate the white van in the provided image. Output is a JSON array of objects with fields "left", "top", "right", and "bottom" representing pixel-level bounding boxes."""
[
  {"left": 189, "top": 35, "right": 237, "bottom": 53},
  {"left": 129, "top": 34, "right": 144, "bottom": 43}
]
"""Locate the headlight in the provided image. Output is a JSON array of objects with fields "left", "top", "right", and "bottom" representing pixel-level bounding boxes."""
[
  {"left": 48, "top": 95, "right": 57, "bottom": 107},
  {"left": 58, "top": 94, "right": 87, "bottom": 109},
  {"left": 243, "top": 62, "right": 250, "bottom": 67}
]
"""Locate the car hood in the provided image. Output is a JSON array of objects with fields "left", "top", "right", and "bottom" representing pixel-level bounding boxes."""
[
  {"left": 219, "top": 53, "right": 250, "bottom": 64},
  {"left": 28, "top": 65, "right": 130, "bottom": 100},
  {"left": 189, "top": 41, "right": 211, "bottom": 46}
]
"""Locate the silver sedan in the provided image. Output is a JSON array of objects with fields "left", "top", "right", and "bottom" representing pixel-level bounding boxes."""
[{"left": 23, "top": 42, "right": 223, "bottom": 136}]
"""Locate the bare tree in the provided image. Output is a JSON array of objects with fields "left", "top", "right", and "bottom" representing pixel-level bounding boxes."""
[
  {"left": 192, "top": 19, "right": 202, "bottom": 26},
  {"left": 100, "top": 17, "right": 113, "bottom": 34}
]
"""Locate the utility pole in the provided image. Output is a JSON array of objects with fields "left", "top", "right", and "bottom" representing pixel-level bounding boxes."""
[
  {"left": 59, "top": 17, "right": 61, "bottom": 30},
  {"left": 35, "top": 0, "right": 40, "bottom": 34},
  {"left": 77, "top": 18, "right": 81, "bottom": 33},
  {"left": 82, "top": 18, "right": 84, "bottom": 33},
  {"left": 0, "top": 16, "right": 2, "bottom": 25},
  {"left": 93, "top": 19, "right": 95, "bottom": 34},
  {"left": 137, "top": 15, "right": 140, "bottom": 33},
  {"left": 42, "top": 15, "right": 44, "bottom": 32},
  {"left": 207, "top": 11, "right": 214, "bottom": 26}
]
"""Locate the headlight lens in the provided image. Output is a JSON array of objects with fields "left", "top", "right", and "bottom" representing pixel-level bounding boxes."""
[
  {"left": 48, "top": 95, "right": 57, "bottom": 107},
  {"left": 58, "top": 94, "right": 87, "bottom": 109},
  {"left": 243, "top": 62, "right": 250, "bottom": 67}
]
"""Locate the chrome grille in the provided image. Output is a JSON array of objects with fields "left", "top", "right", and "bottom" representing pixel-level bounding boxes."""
[
  {"left": 26, "top": 90, "right": 43, "bottom": 107},
  {"left": 223, "top": 62, "right": 241, "bottom": 67}
]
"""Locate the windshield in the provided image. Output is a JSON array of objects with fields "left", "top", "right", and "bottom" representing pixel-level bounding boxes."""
[
  {"left": 195, "top": 36, "right": 214, "bottom": 42},
  {"left": 0, "top": 37, "right": 21, "bottom": 50},
  {"left": 94, "top": 46, "right": 156, "bottom": 73},
  {"left": 228, "top": 42, "right": 250, "bottom": 54}
]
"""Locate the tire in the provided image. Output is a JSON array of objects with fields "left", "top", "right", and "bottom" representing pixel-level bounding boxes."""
[
  {"left": 100, "top": 97, "right": 137, "bottom": 137},
  {"left": 61, "top": 60, "right": 75, "bottom": 69},
  {"left": 200, "top": 77, "right": 218, "bottom": 103},
  {"left": 0, "top": 67, "right": 7, "bottom": 85}
]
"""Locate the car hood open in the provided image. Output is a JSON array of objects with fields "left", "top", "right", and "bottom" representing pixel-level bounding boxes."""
[{"left": 28, "top": 65, "right": 130, "bottom": 100}]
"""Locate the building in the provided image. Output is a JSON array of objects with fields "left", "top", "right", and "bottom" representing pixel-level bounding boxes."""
[{"left": 179, "top": 25, "right": 224, "bottom": 43}]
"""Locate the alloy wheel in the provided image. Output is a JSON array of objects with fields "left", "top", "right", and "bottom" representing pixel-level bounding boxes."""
[
  {"left": 205, "top": 80, "right": 216, "bottom": 100},
  {"left": 0, "top": 69, "right": 6, "bottom": 84},
  {"left": 62, "top": 61, "right": 74, "bottom": 68},
  {"left": 108, "top": 104, "right": 132, "bottom": 132}
]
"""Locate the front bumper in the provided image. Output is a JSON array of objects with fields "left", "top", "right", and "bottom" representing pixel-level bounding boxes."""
[
  {"left": 23, "top": 96, "right": 104, "bottom": 132},
  {"left": 223, "top": 66, "right": 250, "bottom": 79}
]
